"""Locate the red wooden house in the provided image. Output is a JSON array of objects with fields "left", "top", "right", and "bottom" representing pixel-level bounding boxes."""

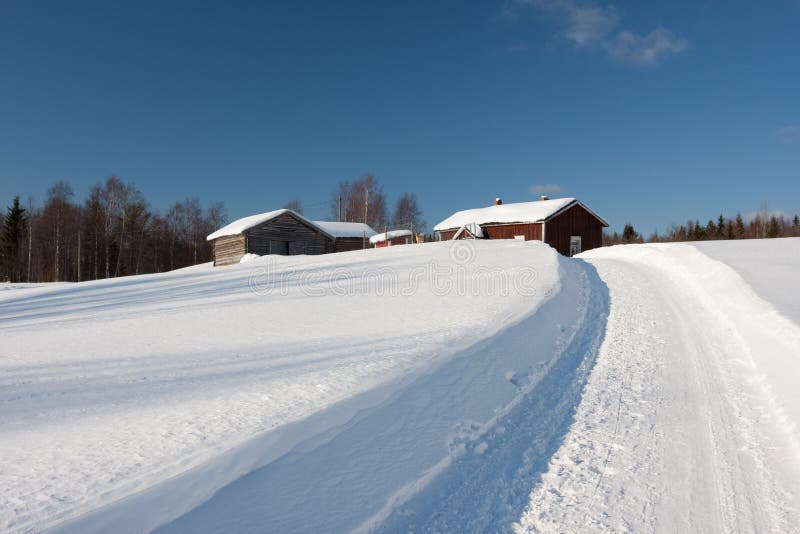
[{"left": 434, "top": 197, "right": 608, "bottom": 256}]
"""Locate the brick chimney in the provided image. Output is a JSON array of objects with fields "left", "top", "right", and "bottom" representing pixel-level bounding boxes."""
[{"left": 494, "top": 197, "right": 502, "bottom": 206}]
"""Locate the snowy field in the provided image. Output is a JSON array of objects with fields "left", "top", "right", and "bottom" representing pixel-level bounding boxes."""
[
  {"left": 2, "top": 238, "right": 799, "bottom": 532},
  {"left": 1, "top": 241, "right": 578, "bottom": 532},
  {"left": 691, "top": 238, "right": 800, "bottom": 323}
]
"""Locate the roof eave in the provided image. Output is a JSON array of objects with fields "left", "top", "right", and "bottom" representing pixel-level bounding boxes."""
[
  {"left": 542, "top": 200, "right": 609, "bottom": 227},
  {"left": 436, "top": 220, "right": 544, "bottom": 232},
  {"left": 207, "top": 209, "right": 337, "bottom": 241}
]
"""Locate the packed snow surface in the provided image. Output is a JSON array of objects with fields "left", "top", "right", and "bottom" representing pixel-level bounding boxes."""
[
  {"left": 517, "top": 241, "right": 800, "bottom": 532},
  {"left": 2, "top": 237, "right": 799, "bottom": 533}
]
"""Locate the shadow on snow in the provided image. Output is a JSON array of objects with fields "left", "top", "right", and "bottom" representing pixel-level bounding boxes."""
[{"left": 153, "top": 259, "right": 610, "bottom": 534}]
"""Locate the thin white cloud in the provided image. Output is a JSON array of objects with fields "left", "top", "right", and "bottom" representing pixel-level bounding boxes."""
[
  {"left": 557, "top": 1, "right": 618, "bottom": 46},
  {"left": 776, "top": 125, "right": 800, "bottom": 143},
  {"left": 505, "top": 0, "right": 688, "bottom": 66},
  {"left": 604, "top": 28, "right": 688, "bottom": 66},
  {"left": 529, "top": 183, "right": 565, "bottom": 195}
]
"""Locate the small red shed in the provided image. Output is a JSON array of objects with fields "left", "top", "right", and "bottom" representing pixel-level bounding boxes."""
[{"left": 370, "top": 229, "right": 413, "bottom": 248}]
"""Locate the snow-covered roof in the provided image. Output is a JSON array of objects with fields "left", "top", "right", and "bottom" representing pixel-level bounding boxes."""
[
  {"left": 433, "top": 198, "right": 608, "bottom": 232},
  {"left": 313, "top": 221, "right": 377, "bottom": 239},
  {"left": 369, "top": 229, "right": 413, "bottom": 244},
  {"left": 207, "top": 209, "right": 334, "bottom": 241}
]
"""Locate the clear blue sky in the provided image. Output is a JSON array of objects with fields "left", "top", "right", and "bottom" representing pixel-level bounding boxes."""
[{"left": 2, "top": 0, "right": 798, "bottom": 234}]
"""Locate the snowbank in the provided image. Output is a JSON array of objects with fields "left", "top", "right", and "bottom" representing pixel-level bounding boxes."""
[
  {"left": 1, "top": 240, "right": 574, "bottom": 533},
  {"left": 238, "top": 253, "right": 261, "bottom": 263},
  {"left": 691, "top": 238, "right": 800, "bottom": 323}
]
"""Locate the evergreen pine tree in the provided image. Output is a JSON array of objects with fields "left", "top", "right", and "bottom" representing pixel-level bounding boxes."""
[
  {"left": 622, "top": 223, "right": 638, "bottom": 243},
  {"left": 0, "top": 222, "right": 3, "bottom": 280},
  {"left": 717, "top": 214, "right": 725, "bottom": 237},
  {"left": 766, "top": 216, "right": 780, "bottom": 238},
  {"left": 706, "top": 219, "right": 717, "bottom": 238},
  {"left": 793, "top": 215, "right": 799, "bottom": 228},
  {"left": 1, "top": 196, "right": 27, "bottom": 281},
  {"left": 694, "top": 220, "right": 705, "bottom": 240},
  {"left": 725, "top": 220, "right": 734, "bottom": 239},
  {"left": 734, "top": 213, "right": 745, "bottom": 238}
]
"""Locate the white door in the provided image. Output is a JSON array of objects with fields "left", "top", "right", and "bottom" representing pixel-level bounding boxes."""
[{"left": 569, "top": 236, "right": 582, "bottom": 256}]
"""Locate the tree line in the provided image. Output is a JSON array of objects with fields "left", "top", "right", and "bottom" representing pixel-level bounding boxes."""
[
  {"left": 0, "top": 176, "right": 226, "bottom": 283},
  {"left": 285, "top": 173, "right": 426, "bottom": 234},
  {"left": 0, "top": 173, "right": 426, "bottom": 283},
  {"left": 606, "top": 211, "right": 800, "bottom": 245}
]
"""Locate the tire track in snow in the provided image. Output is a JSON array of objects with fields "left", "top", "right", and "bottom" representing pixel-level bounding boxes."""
[
  {"left": 516, "top": 252, "right": 800, "bottom": 533},
  {"left": 373, "top": 260, "right": 609, "bottom": 533},
  {"left": 154, "top": 260, "right": 609, "bottom": 534}
]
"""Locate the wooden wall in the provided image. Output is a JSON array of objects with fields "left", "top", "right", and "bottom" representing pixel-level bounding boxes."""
[
  {"left": 482, "top": 223, "right": 543, "bottom": 241},
  {"left": 438, "top": 229, "right": 458, "bottom": 240},
  {"left": 334, "top": 237, "right": 368, "bottom": 253},
  {"left": 438, "top": 227, "right": 490, "bottom": 240},
  {"left": 544, "top": 203, "right": 604, "bottom": 256},
  {"left": 212, "top": 235, "right": 247, "bottom": 266},
  {"left": 440, "top": 223, "right": 542, "bottom": 241},
  {"left": 245, "top": 212, "right": 333, "bottom": 256}
]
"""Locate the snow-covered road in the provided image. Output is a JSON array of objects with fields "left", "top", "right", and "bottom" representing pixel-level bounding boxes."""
[{"left": 518, "top": 244, "right": 800, "bottom": 532}]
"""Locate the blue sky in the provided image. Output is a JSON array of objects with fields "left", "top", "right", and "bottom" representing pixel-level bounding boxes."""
[{"left": 1, "top": 0, "right": 798, "bottom": 234}]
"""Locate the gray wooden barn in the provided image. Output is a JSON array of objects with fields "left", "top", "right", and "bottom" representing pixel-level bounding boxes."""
[{"left": 207, "top": 209, "right": 376, "bottom": 266}]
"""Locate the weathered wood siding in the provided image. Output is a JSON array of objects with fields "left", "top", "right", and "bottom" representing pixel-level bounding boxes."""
[
  {"left": 334, "top": 237, "right": 368, "bottom": 253},
  {"left": 212, "top": 235, "right": 247, "bottom": 266},
  {"left": 544, "top": 203, "right": 604, "bottom": 256},
  {"left": 440, "top": 223, "right": 542, "bottom": 241},
  {"left": 244, "top": 212, "right": 333, "bottom": 256},
  {"left": 482, "top": 223, "right": 543, "bottom": 241}
]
